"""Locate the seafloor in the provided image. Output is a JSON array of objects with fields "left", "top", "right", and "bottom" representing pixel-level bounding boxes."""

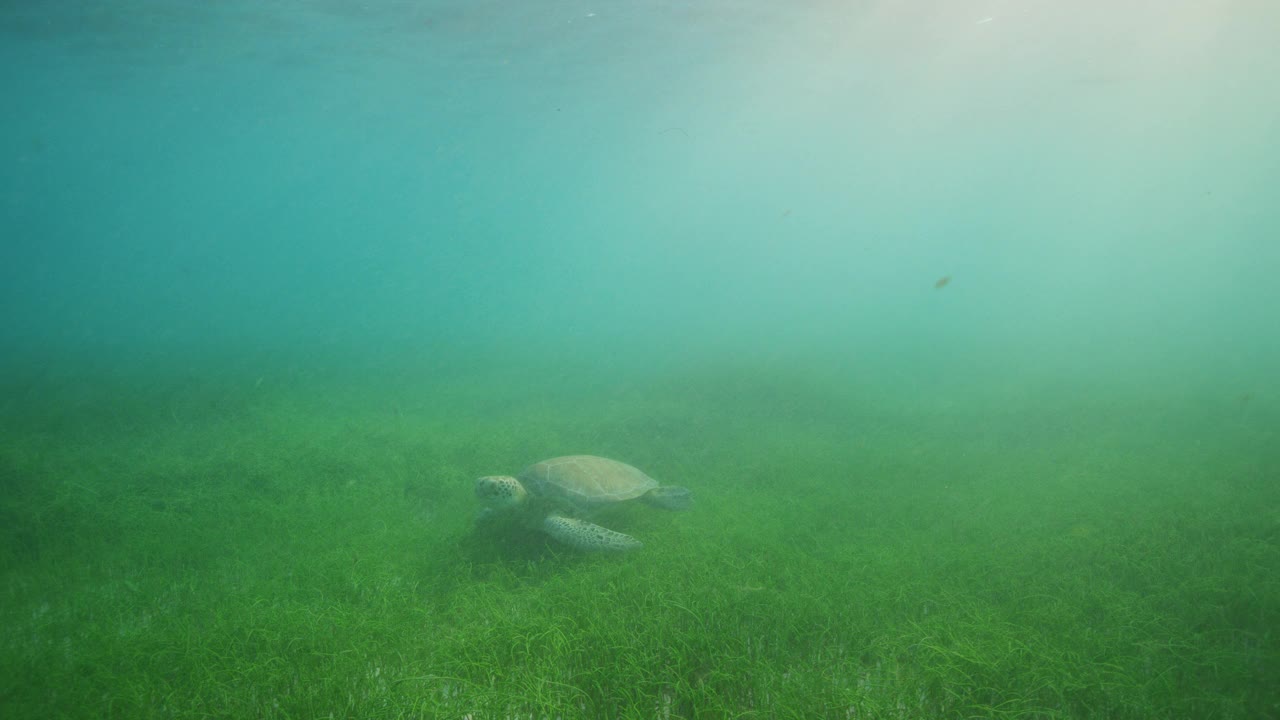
[{"left": 2, "top": 350, "right": 1276, "bottom": 718}]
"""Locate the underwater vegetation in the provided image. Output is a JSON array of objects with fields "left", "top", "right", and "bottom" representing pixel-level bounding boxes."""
[{"left": 0, "top": 355, "right": 1276, "bottom": 719}]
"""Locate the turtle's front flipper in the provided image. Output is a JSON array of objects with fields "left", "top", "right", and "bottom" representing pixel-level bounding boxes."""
[{"left": 542, "top": 515, "right": 642, "bottom": 552}]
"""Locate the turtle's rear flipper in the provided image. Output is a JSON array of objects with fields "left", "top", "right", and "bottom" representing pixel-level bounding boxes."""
[
  {"left": 543, "top": 515, "right": 642, "bottom": 552},
  {"left": 643, "top": 486, "right": 692, "bottom": 511}
]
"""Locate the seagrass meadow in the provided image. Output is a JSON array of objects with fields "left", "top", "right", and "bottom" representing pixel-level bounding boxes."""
[{"left": 1, "top": 348, "right": 1276, "bottom": 719}]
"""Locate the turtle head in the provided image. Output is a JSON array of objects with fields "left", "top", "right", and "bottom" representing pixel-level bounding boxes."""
[{"left": 475, "top": 475, "right": 528, "bottom": 511}]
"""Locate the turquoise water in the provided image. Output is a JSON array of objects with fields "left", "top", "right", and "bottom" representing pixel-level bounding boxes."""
[{"left": 2, "top": 2, "right": 1278, "bottom": 718}]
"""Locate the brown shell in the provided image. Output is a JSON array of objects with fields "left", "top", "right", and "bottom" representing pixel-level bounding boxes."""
[{"left": 518, "top": 455, "right": 658, "bottom": 510}]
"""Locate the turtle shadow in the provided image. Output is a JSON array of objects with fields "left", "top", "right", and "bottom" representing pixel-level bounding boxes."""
[
  {"left": 450, "top": 521, "right": 608, "bottom": 582},
  {"left": 465, "top": 523, "right": 563, "bottom": 564},
  {"left": 467, "top": 504, "right": 651, "bottom": 563}
]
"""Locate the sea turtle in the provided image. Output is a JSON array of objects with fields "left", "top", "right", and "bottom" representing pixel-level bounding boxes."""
[{"left": 475, "top": 455, "right": 692, "bottom": 552}]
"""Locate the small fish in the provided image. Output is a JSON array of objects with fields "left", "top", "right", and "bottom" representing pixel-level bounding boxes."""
[{"left": 934, "top": 276, "right": 951, "bottom": 289}]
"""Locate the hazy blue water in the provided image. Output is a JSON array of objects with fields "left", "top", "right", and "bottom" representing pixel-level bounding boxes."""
[{"left": 2, "top": 0, "right": 1278, "bottom": 385}]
